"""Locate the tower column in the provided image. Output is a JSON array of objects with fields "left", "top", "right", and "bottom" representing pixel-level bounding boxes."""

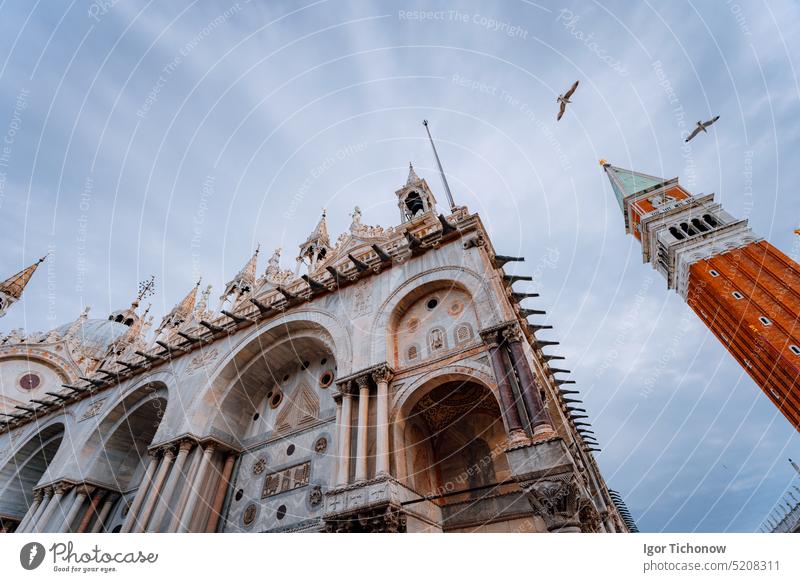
[
  {"left": 354, "top": 375, "right": 371, "bottom": 482},
  {"left": 178, "top": 442, "right": 216, "bottom": 532},
  {"left": 90, "top": 495, "right": 116, "bottom": 533},
  {"left": 136, "top": 446, "right": 175, "bottom": 532},
  {"left": 16, "top": 489, "right": 43, "bottom": 532},
  {"left": 148, "top": 440, "right": 192, "bottom": 532},
  {"left": 121, "top": 451, "right": 159, "bottom": 532},
  {"left": 206, "top": 452, "right": 237, "bottom": 532},
  {"left": 168, "top": 445, "right": 203, "bottom": 532},
  {"left": 371, "top": 366, "right": 393, "bottom": 476},
  {"left": 59, "top": 484, "right": 93, "bottom": 532},
  {"left": 76, "top": 489, "right": 106, "bottom": 533},
  {"left": 482, "top": 329, "right": 528, "bottom": 444},
  {"left": 36, "top": 482, "right": 71, "bottom": 533},
  {"left": 503, "top": 326, "right": 553, "bottom": 434},
  {"left": 336, "top": 387, "right": 354, "bottom": 485}
]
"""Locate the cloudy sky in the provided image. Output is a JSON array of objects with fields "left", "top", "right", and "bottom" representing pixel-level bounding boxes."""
[{"left": 1, "top": 0, "right": 799, "bottom": 532}]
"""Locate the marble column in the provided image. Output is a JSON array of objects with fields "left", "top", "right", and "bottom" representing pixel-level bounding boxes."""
[
  {"left": 336, "top": 387, "right": 354, "bottom": 485},
  {"left": 148, "top": 440, "right": 192, "bottom": 532},
  {"left": 36, "top": 482, "right": 71, "bottom": 533},
  {"left": 60, "top": 485, "right": 93, "bottom": 532},
  {"left": 16, "top": 489, "right": 43, "bottom": 532},
  {"left": 178, "top": 443, "right": 216, "bottom": 532},
  {"left": 206, "top": 453, "right": 237, "bottom": 532},
  {"left": 333, "top": 394, "right": 343, "bottom": 479},
  {"left": 121, "top": 451, "right": 159, "bottom": 532},
  {"left": 504, "top": 326, "right": 553, "bottom": 434},
  {"left": 354, "top": 375, "right": 370, "bottom": 482},
  {"left": 482, "top": 330, "right": 528, "bottom": 444},
  {"left": 372, "top": 367, "right": 393, "bottom": 476},
  {"left": 23, "top": 487, "right": 52, "bottom": 533},
  {"left": 136, "top": 447, "right": 175, "bottom": 533},
  {"left": 167, "top": 446, "right": 203, "bottom": 532},
  {"left": 90, "top": 496, "right": 116, "bottom": 533},
  {"left": 76, "top": 490, "right": 105, "bottom": 533}
]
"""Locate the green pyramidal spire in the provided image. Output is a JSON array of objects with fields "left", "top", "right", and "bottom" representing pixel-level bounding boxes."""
[{"left": 601, "top": 161, "right": 667, "bottom": 211}]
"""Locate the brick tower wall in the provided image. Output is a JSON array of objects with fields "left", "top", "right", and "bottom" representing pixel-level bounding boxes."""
[{"left": 686, "top": 240, "right": 800, "bottom": 429}]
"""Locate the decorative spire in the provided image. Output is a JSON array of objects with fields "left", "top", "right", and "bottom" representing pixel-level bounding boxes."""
[
  {"left": 174, "top": 279, "right": 202, "bottom": 320},
  {"left": 157, "top": 280, "right": 201, "bottom": 335},
  {"left": 406, "top": 162, "right": 420, "bottom": 186},
  {"left": 0, "top": 255, "right": 46, "bottom": 318},
  {"left": 298, "top": 211, "right": 332, "bottom": 273},
  {"left": 303, "top": 210, "right": 330, "bottom": 248},
  {"left": 219, "top": 246, "right": 260, "bottom": 307},
  {"left": 601, "top": 161, "right": 668, "bottom": 211}
]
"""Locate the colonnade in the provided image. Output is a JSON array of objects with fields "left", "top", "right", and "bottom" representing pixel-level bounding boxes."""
[
  {"left": 334, "top": 365, "right": 393, "bottom": 486},
  {"left": 121, "top": 439, "right": 236, "bottom": 533}
]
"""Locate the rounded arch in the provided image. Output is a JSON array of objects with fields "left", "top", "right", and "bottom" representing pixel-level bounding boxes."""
[
  {"left": 390, "top": 365, "right": 514, "bottom": 513},
  {"left": 370, "top": 267, "right": 503, "bottom": 364},
  {"left": 78, "top": 382, "right": 169, "bottom": 491},
  {"left": 0, "top": 421, "right": 66, "bottom": 522},
  {"left": 190, "top": 315, "right": 346, "bottom": 443}
]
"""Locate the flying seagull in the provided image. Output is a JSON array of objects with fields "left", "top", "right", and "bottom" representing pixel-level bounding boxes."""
[
  {"left": 685, "top": 115, "right": 720, "bottom": 142},
  {"left": 556, "top": 80, "right": 579, "bottom": 121}
]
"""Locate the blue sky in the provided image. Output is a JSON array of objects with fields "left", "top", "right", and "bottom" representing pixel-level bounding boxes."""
[{"left": 1, "top": 0, "right": 799, "bottom": 532}]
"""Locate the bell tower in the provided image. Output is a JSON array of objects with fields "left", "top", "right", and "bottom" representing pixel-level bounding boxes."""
[
  {"left": 396, "top": 163, "right": 437, "bottom": 223},
  {"left": 602, "top": 160, "right": 800, "bottom": 431}
]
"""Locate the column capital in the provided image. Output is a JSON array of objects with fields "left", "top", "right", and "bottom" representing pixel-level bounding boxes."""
[
  {"left": 479, "top": 328, "right": 500, "bottom": 348},
  {"left": 501, "top": 324, "right": 524, "bottom": 344},
  {"left": 202, "top": 442, "right": 217, "bottom": 454},
  {"left": 54, "top": 481, "right": 73, "bottom": 495},
  {"left": 335, "top": 380, "right": 354, "bottom": 396},
  {"left": 370, "top": 365, "right": 394, "bottom": 384},
  {"left": 75, "top": 483, "right": 95, "bottom": 497},
  {"left": 177, "top": 439, "right": 195, "bottom": 454},
  {"left": 354, "top": 374, "right": 371, "bottom": 391},
  {"left": 161, "top": 445, "right": 177, "bottom": 458},
  {"left": 32, "top": 489, "right": 45, "bottom": 503}
]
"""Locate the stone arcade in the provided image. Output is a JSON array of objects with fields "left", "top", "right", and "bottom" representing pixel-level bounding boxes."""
[{"left": 0, "top": 166, "right": 633, "bottom": 533}]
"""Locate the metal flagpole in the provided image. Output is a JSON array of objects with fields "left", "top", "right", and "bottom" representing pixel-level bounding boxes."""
[{"left": 423, "top": 119, "right": 456, "bottom": 211}]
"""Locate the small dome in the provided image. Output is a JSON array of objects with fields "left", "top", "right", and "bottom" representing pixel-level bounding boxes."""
[{"left": 54, "top": 318, "right": 129, "bottom": 358}]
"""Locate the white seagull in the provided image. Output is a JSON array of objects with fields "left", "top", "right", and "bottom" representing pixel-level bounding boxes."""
[
  {"left": 556, "top": 80, "right": 579, "bottom": 121},
  {"left": 685, "top": 115, "right": 720, "bottom": 142}
]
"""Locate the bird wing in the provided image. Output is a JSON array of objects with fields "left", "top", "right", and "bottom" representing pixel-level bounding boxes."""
[
  {"left": 685, "top": 126, "right": 702, "bottom": 142},
  {"left": 564, "top": 80, "right": 579, "bottom": 99},
  {"left": 702, "top": 115, "right": 720, "bottom": 128},
  {"left": 557, "top": 101, "right": 567, "bottom": 121}
]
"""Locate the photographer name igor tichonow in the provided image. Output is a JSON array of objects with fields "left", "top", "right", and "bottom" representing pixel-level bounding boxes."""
[{"left": 20, "top": 541, "right": 158, "bottom": 573}]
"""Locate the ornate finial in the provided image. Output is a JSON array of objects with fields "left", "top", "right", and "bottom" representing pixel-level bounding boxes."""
[
  {"left": 137, "top": 275, "right": 156, "bottom": 302},
  {"left": 599, "top": 159, "right": 607, "bottom": 166},
  {"left": 406, "top": 163, "right": 420, "bottom": 186}
]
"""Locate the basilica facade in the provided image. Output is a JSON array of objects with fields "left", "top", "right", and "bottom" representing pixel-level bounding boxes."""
[{"left": 0, "top": 166, "right": 633, "bottom": 533}]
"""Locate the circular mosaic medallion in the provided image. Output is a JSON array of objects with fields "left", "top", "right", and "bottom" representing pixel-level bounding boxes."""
[
  {"left": 18, "top": 373, "right": 41, "bottom": 391},
  {"left": 314, "top": 437, "right": 328, "bottom": 454},
  {"left": 448, "top": 300, "right": 464, "bottom": 316}
]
